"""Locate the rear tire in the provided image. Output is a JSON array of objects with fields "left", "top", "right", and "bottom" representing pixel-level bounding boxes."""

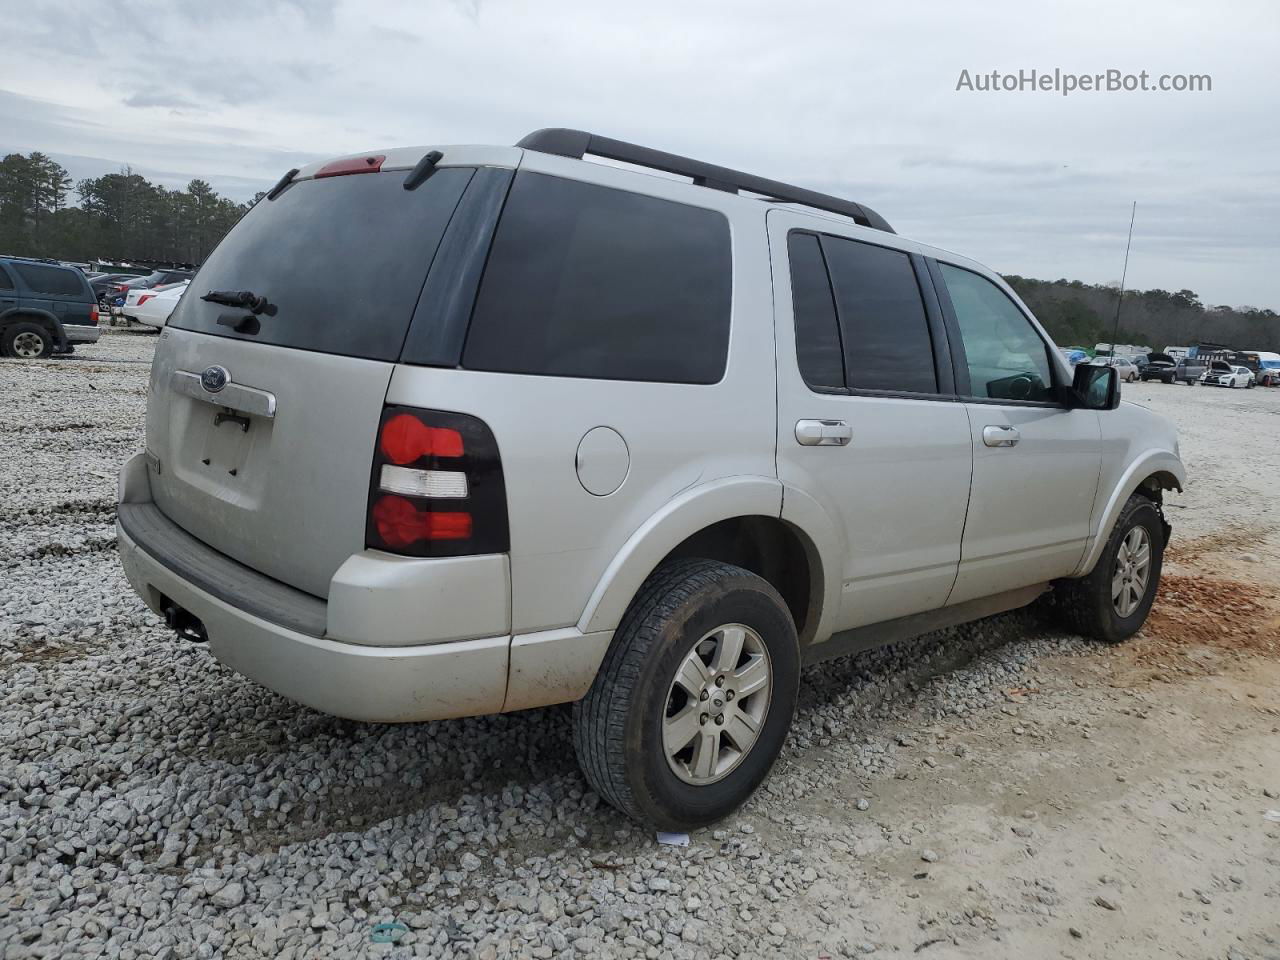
[
  {"left": 1055, "top": 494, "right": 1165, "bottom": 643},
  {"left": 573, "top": 559, "right": 799, "bottom": 830},
  {"left": 2, "top": 322, "right": 54, "bottom": 359}
]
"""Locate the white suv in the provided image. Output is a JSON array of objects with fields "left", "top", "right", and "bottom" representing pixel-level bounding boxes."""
[{"left": 116, "top": 129, "right": 1185, "bottom": 829}]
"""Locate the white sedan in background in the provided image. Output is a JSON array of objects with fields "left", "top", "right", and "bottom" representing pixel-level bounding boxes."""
[
  {"left": 132, "top": 281, "right": 189, "bottom": 329},
  {"left": 1200, "top": 363, "right": 1253, "bottom": 389}
]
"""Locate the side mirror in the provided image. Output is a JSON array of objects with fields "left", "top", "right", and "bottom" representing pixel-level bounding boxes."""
[{"left": 1069, "top": 363, "right": 1120, "bottom": 410}]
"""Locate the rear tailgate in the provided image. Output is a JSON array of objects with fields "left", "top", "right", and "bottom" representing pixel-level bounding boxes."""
[{"left": 146, "top": 162, "right": 476, "bottom": 598}]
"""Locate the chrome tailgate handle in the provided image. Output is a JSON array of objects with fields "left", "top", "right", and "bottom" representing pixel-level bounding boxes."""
[
  {"left": 982, "top": 424, "right": 1020, "bottom": 447},
  {"left": 171, "top": 370, "right": 276, "bottom": 419},
  {"left": 795, "top": 419, "right": 852, "bottom": 447}
]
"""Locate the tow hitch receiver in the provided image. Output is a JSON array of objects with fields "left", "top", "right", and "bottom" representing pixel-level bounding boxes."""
[{"left": 162, "top": 600, "right": 208, "bottom": 644}]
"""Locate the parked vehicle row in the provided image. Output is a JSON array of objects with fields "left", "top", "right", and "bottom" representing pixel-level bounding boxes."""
[{"left": 102, "top": 269, "right": 193, "bottom": 309}]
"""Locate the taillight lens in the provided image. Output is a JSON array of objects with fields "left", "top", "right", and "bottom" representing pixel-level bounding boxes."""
[
  {"left": 89, "top": 305, "right": 99, "bottom": 325},
  {"left": 365, "top": 406, "right": 508, "bottom": 557},
  {"left": 137, "top": 294, "right": 154, "bottom": 306}
]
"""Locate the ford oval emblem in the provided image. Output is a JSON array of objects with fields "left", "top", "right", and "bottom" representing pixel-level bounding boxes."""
[{"left": 200, "top": 365, "right": 230, "bottom": 393}]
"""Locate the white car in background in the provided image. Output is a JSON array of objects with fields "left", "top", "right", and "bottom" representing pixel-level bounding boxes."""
[
  {"left": 131, "top": 281, "right": 190, "bottom": 329},
  {"left": 1200, "top": 363, "right": 1253, "bottom": 389}
]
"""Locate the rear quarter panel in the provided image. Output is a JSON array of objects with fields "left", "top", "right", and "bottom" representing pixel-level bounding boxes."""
[{"left": 387, "top": 154, "right": 780, "bottom": 635}]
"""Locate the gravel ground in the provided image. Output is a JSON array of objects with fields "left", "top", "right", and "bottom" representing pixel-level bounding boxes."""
[{"left": 2, "top": 332, "right": 1277, "bottom": 959}]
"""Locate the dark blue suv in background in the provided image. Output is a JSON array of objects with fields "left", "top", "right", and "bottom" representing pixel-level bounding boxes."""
[{"left": 0, "top": 257, "right": 100, "bottom": 358}]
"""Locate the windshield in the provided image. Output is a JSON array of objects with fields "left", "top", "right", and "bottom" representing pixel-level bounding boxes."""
[{"left": 168, "top": 168, "right": 474, "bottom": 361}]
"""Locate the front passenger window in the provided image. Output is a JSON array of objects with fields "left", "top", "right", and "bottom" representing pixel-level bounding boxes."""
[{"left": 940, "top": 264, "right": 1055, "bottom": 402}]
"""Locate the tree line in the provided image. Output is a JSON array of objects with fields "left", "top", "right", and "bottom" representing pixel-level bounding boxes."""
[
  {"left": 0, "top": 152, "right": 254, "bottom": 266},
  {"left": 1, "top": 150, "right": 1276, "bottom": 351},
  {"left": 1004, "top": 275, "right": 1280, "bottom": 353}
]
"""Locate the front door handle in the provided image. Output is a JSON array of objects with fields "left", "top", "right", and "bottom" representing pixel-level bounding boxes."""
[
  {"left": 796, "top": 419, "right": 852, "bottom": 446},
  {"left": 982, "top": 425, "right": 1020, "bottom": 448}
]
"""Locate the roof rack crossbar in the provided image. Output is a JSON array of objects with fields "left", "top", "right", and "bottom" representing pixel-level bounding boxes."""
[{"left": 516, "top": 128, "right": 894, "bottom": 234}]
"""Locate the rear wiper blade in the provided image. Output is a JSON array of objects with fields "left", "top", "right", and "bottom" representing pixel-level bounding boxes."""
[{"left": 200, "top": 289, "right": 276, "bottom": 316}]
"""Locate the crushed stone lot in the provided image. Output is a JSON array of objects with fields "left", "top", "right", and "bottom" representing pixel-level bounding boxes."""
[{"left": 2, "top": 330, "right": 1278, "bottom": 960}]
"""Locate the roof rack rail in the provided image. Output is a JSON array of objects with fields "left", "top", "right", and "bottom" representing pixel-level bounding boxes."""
[{"left": 516, "top": 128, "right": 894, "bottom": 234}]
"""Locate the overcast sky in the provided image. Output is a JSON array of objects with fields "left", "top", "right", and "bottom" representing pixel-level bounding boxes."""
[{"left": 2, "top": 0, "right": 1277, "bottom": 308}]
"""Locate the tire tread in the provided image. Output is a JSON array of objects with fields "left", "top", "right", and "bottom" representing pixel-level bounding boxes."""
[{"left": 572, "top": 559, "right": 770, "bottom": 822}]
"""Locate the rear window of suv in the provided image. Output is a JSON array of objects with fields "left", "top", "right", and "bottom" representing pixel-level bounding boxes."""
[
  {"left": 11, "top": 262, "right": 88, "bottom": 297},
  {"left": 168, "top": 168, "right": 474, "bottom": 360},
  {"left": 462, "top": 172, "right": 732, "bottom": 384}
]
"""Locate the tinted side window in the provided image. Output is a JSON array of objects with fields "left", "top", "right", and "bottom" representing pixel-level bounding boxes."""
[
  {"left": 0, "top": 266, "right": 12, "bottom": 290},
  {"left": 463, "top": 172, "right": 731, "bottom": 384},
  {"left": 787, "top": 232, "right": 845, "bottom": 391},
  {"left": 12, "top": 263, "right": 87, "bottom": 297},
  {"left": 821, "top": 237, "right": 938, "bottom": 394},
  {"left": 939, "top": 264, "right": 1054, "bottom": 402}
]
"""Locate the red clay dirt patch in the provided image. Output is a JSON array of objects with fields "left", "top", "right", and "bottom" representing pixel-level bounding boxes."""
[{"left": 1135, "top": 574, "right": 1279, "bottom": 667}]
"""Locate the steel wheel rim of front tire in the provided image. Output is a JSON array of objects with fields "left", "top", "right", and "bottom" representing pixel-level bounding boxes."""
[
  {"left": 12, "top": 332, "right": 44, "bottom": 357},
  {"left": 662, "top": 623, "right": 773, "bottom": 785},
  {"left": 1112, "top": 525, "right": 1152, "bottom": 618}
]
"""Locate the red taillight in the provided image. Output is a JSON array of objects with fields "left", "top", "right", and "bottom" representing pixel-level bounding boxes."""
[
  {"left": 137, "top": 294, "right": 154, "bottom": 306},
  {"left": 89, "top": 305, "right": 99, "bottom": 325},
  {"left": 314, "top": 154, "right": 386, "bottom": 179},
  {"left": 366, "top": 407, "right": 508, "bottom": 558},
  {"left": 379, "top": 413, "right": 464, "bottom": 465},
  {"left": 372, "top": 496, "right": 472, "bottom": 546}
]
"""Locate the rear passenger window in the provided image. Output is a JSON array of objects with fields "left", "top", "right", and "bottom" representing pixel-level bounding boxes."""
[
  {"left": 463, "top": 172, "right": 731, "bottom": 384},
  {"left": 11, "top": 263, "right": 86, "bottom": 297},
  {"left": 821, "top": 236, "right": 938, "bottom": 394},
  {"left": 787, "top": 233, "right": 845, "bottom": 391}
]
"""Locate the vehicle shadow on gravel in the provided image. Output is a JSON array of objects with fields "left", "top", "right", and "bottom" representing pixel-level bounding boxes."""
[{"left": 146, "top": 601, "right": 1077, "bottom": 856}]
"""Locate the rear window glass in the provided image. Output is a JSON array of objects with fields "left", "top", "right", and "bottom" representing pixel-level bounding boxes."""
[
  {"left": 787, "top": 232, "right": 845, "bottom": 391},
  {"left": 168, "top": 168, "right": 474, "bottom": 360},
  {"left": 12, "top": 263, "right": 87, "bottom": 297},
  {"left": 462, "top": 172, "right": 731, "bottom": 384},
  {"left": 0, "top": 266, "right": 12, "bottom": 290},
  {"left": 821, "top": 236, "right": 938, "bottom": 394}
]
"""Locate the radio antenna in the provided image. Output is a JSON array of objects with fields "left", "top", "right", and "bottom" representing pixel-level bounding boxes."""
[{"left": 1109, "top": 201, "right": 1137, "bottom": 354}]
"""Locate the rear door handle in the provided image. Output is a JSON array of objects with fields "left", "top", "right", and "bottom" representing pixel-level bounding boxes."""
[
  {"left": 982, "top": 425, "right": 1020, "bottom": 447},
  {"left": 795, "top": 419, "right": 852, "bottom": 446}
]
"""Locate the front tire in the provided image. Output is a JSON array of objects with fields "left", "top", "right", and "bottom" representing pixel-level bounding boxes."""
[
  {"left": 573, "top": 559, "right": 799, "bottom": 830},
  {"left": 1055, "top": 494, "right": 1165, "bottom": 643}
]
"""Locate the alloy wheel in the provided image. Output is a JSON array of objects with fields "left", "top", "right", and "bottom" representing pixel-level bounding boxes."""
[
  {"left": 662, "top": 623, "right": 773, "bottom": 785},
  {"left": 1112, "top": 526, "right": 1152, "bottom": 618}
]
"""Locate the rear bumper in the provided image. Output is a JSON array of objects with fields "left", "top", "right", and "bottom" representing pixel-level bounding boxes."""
[
  {"left": 115, "top": 452, "right": 512, "bottom": 721},
  {"left": 64, "top": 324, "right": 101, "bottom": 344},
  {"left": 118, "top": 518, "right": 509, "bottom": 721}
]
